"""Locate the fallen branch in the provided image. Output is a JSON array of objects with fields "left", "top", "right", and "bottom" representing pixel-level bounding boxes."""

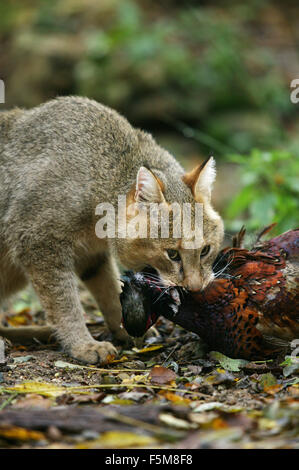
[
  {"left": 0, "top": 404, "right": 184, "bottom": 437},
  {"left": 0, "top": 326, "right": 54, "bottom": 345},
  {"left": 0, "top": 323, "right": 108, "bottom": 345},
  {"left": 2, "top": 382, "right": 207, "bottom": 398}
]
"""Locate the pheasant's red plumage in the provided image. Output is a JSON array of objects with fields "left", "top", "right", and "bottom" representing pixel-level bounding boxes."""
[
  {"left": 121, "top": 227, "right": 299, "bottom": 360},
  {"left": 174, "top": 227, "right": 299, "bottom": 359}
]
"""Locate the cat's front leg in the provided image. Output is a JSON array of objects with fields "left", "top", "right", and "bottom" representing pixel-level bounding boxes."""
[
  {"left": 80, "top": 252, "right": 131, "bottom": 346},
  {"left": 26, "top": 260, "right": 118, "bottom": 364}
]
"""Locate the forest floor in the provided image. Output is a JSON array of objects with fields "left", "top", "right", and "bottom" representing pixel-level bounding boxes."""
[{"left": 0, "top": 285, "right": 298, "bottom": 450}]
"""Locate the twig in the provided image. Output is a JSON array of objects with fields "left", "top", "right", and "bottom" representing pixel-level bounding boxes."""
[
  {"left": 0, "top": 323, "right": 105, "bottom": 345},
  {"left": 162, "top": 343, "right": 180, "bottom": 366},
  {"left": 0, "top": 326, "right": 54, "bottom": 344},
  {"left": 98, "top": 408, "right": 172, "bottom": 435},
  {"left": 0, "top": 392, "right": 18, "bottom": 410},
  {"left": 1, "top": 383, "right": 206, "bottom": 397},
  {"left": 12, "top": 361, "right": 151, "bottom": 374}
]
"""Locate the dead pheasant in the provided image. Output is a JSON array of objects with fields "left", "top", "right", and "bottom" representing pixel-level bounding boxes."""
[{"left": 120, "top": 226, "right": 299, "bottom": 360}]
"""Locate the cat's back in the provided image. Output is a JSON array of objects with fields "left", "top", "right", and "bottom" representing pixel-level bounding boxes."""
[
  {"left": 3, "top": 96, "right": 138, "bottom": 165},
  {"left": 0, "top": 108, "right": 24, "bottom": 154}
]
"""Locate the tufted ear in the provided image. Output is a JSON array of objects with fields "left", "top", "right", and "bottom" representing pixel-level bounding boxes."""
[
  {"left": 135, "top": 166, "right": 165, "bottom": 203},
  {"left": 182, "top": 156, "right": 216, "bottom": 201}
]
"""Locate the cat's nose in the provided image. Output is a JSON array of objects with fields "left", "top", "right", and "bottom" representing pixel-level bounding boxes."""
[{"left": 183, "top": 275, "right": 203, "bottom": 292}]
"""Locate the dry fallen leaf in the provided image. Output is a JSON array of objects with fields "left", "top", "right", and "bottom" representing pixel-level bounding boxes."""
[
  {"left": 77, "top": 431, "right": 158, "bottom": 449},
  {"left": 135, "top": 345, "right": 164, "bottom": 354},
  {"left": 6, "top": 381, "right": 67, "bottom": 397},
  {"left": 5, "top": 309, "right": 33, "bottom": 326},
  {"left": 105, "top": 354, "right": 116, "bottom": 363},
  {"left": 0, "top": 424, "right": 44, "bottom": 441},
  {"left": 158, "top": 390, "right": 191, "bottom": 405},
  {"left": 14, "top": 394, "right": 53, "bottom": 409},
  {"left": 287, "top": 385, "right": 299, "bottom": 397},
  {"left": 121, "top": 374, "right": 149, "bottom": 385},
  {"left": 263, "top": 384, "right": 283, "bottom": 395},
  {"left": 159, "top": 413, "right": 197, "bottom": 430},
  {"left": 149, "top": 366, "right": 177, "bottom": 385},
  {"left": 108, "top": 355, "right": 129, "bottom": 363},
  {"left": 56, "top": 392, "right": 106, "bottom": 405}
]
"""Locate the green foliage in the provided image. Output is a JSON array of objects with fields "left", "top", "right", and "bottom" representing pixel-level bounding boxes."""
[
  {"left": 225, "top": 149, "right": 299, "bottom": 234},
  {"left": 73, "top": 1, "right": 294, "bottom": 154},
  {"left": 1, "top": 1, "right": 297, "bottom": 155},
  {"left": 209, "top": 351, "right": 248, "bottom": 372}
]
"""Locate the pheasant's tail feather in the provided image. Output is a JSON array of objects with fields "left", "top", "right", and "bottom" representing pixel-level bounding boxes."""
[
  {"left": 232, "top": 225, "right": 246, "bottom": 248},
  {"left": 255, "top": 223, "right": 277, "bottom": 244}
]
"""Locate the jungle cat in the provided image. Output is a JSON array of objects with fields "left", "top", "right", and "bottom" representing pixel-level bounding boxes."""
[{"left": 0, "top": 96, "right": 224, "bottom": 364}]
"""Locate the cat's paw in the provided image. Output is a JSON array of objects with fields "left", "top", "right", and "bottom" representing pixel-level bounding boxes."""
[{"left": 68, "top": 340, "right": 118, "bottom": 364}]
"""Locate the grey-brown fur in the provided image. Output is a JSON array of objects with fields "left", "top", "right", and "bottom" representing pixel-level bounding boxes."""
[{"left": 0, "top": 96, "right": 223, "bottom": 363}]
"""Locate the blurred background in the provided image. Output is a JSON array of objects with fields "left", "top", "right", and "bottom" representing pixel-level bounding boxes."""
[{"left": 1, "top": 0, "right": 298, "bottom": 235}]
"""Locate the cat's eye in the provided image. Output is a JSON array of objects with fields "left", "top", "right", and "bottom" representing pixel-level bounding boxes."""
[
  {"left": 201, "top": 245, "right": 210, "bottom": 257},
  {"left": 167, "top": 249, "right": 181, "bottom": 262}
]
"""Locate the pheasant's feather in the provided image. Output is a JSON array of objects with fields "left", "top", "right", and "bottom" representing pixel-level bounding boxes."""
[{"left": 120, "top": 228, "right": 299, "bottom": 360}]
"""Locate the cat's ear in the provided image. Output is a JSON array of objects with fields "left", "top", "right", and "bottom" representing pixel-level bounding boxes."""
[
  {"left": 135, "top": 166, "right": 165, "bottom": 203},
  {"left": 182, "top": 156, "right": 216, "bottom": 201}
]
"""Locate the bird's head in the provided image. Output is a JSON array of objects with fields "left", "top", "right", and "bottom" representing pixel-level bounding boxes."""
[{"left": 120, "top": 269, "right": 181, "bottom": 338}]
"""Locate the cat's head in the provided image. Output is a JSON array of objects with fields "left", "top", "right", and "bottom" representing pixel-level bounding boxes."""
[{"left": 116, "top": 157, "right": 224, "bottom": 291}]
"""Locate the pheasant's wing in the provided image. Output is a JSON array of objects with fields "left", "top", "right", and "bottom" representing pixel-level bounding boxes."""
[
  {"left": 189, "top": 280, "right": 282, "bottom": 359},
  {"left": 212, "top": 233, "right": 299, "bottom": 357},
  {"left": 255, "top": 228, "right": 299, "bottom": 262}
]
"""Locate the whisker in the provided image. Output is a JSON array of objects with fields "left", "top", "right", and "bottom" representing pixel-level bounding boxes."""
[
  {"left": 143, "top": 273, "right": 163, "bottom": 282},
  {"left": 178, "top": 286, "right": 186, "bottom": 299},
  {"left": 144, "top": 275, "right": 159, "bottom": 280},
  {"left": 213, "top": 254, "right": 234, "bottom": 278},
  {"left": 142, "top": 272, "right": 160, "bottom": 278},
  {"left": 212, "top": 251, "right": 232, "bottom": 271},
  {"left": 154, "top": 286, "right": 171, "bottom": 303},
  {"left": 214, "top": 264, "right": 231, "bottom": 279}
]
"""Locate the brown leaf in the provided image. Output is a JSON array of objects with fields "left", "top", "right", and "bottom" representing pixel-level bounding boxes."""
[
  {"left": 263, "top": 384, "right": 283, "bottom": 395},
  {"left": 14, "top": 394, "right": 53, "bottom": 409},
  {"left": 158, "top": 390, "right": 191, "bottom": 405},
  {"left": 77, "top": 431, "right": 158, "bottom": 449},
  {"left": 187, "top": 365, "right": 203, "bottom": 375},
  {"left": 46, "top": 425, "right": 63, "bottom": 441},
  {"left": 218, "top": 411, "right": 254, "bottom": 431},
  {"left": 287, "top": 385, "right": 299, "bottom": 397},
  {"left": 5, "top": 310, "right": 33, "bottom": 326},
  {"left": 105, "top": 354, "right": 116, "bottom": 363},
  {"left": 56, "top": 392, "right": 105, "bottom": 405},
  {"left": 149, "top": 366, "right": 177, "bottom": 385}
]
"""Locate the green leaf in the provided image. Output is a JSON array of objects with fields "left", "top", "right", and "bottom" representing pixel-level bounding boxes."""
[
  {"left": 225, "top": 185, "right": 255, "bottom": 218},
  {"left": 210, "top": 351, "right": 248, "bottom": 372},
  {"left": 259, "top": 373, "right": 277, "bottom": 389},
  {"left": 281, "top": 356, "right": 299, "bottom": 377},
  {"left": 54, "top": 360, "right": 84, "bottom": 370}
]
